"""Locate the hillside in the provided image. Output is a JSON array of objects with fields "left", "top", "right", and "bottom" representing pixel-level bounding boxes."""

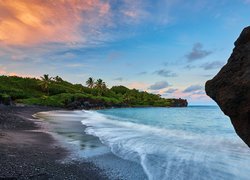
[{"left": 0, "top": 75, "right": 188, "bottom": 109}]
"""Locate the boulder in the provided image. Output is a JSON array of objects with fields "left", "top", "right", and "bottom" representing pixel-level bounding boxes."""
[{"left": 205, "top": 26, "right": 250, "bottom": 147}]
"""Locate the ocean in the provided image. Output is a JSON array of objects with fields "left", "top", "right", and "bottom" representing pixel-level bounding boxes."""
[{"left": 36, "top": 106, "right": 250, "bottom": 180}]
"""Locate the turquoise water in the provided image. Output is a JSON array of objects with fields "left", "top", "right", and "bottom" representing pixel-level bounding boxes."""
[{"left": 79, "top": 106, "right": 250, "bottom": 180}]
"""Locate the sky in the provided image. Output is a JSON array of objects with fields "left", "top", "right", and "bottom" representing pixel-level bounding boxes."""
[{"left": 0, "top": 0, "right": 249, "bottom": 105}]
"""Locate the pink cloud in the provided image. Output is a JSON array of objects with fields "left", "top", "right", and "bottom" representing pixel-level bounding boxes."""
[
  {"left": 0, "top": 65, "right": 6, "bottom": 74},
  {"left": 0, "top": 65, "right": 37, "bottom": 78},
  {"left": 123, "top": 11, "right": 138, "bottom": 18},
  {"left": 7, "top": 72, "right": 37, "bottom": 78},
  {"left": 0, "top": 0, "right": 111, "bottom": 46},
  {"left": 121, "top": 0, "right": 149, "bottom": 23},
  {"left": 127, "top": 82, "right": 149, "bottom": 91},
  {"left": 162, "top": 88, "right": 212, "bottom": 104},
  {"left": 0, "top": 0, "right": 172, "bottom": 48}
]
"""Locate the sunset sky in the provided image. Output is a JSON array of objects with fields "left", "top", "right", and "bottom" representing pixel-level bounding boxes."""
[{"left": 0, "top": 0, "right": 249, "bottom": 105}]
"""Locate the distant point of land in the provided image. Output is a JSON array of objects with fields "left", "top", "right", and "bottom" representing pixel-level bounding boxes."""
[{"left": 0, "top": 75, "right": 188, "bottom": 109}]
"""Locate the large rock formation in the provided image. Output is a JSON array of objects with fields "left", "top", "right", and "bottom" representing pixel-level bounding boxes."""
[{"left": 205, "top": 26, "right": 250, "bottom": 147}]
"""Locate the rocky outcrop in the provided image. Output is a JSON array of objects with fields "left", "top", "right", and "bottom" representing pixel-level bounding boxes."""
[
  {"left": 205, "top": 26, "right": 250, "bottom": 147},
  {"left": 169, "top": 98, "right": 188, "bottom": 107},
  {"left": 65, "top": 97, "right": 188, "bottom": 110},
  {"left": 65, "top": 97, "right": 128, "bottom": 110}
]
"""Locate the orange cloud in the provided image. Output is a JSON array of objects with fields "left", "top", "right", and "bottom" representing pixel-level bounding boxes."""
[
  {"left": 0, "top": 69, "right": 38, "bottom": 78},
  {"left": 7, "top": 72, "right": 37, "bottom": 78},
  {"left": 0, "top": 0, "right": 110, "bottom": 45}
]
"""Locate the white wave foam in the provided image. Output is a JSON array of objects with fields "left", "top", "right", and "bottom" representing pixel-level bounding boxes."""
[{"left": 80, "top": 110, "right": 250, "bottom": 180}]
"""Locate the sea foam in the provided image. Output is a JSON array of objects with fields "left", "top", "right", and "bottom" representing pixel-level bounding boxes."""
[{"left": 80, "top": 108, "right": 250, "bottom": 180}]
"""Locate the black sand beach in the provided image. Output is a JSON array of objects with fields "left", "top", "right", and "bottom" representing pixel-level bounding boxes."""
[{"left": 0, "top": 105, "right": 108, "bottom": 179}]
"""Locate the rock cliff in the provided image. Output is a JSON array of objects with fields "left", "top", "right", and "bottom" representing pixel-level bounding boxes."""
[{"left": 205, "top": 26, "right": 250, "bottom": 147}]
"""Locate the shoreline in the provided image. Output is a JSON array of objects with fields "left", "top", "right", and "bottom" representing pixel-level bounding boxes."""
[
  {"left": 0, "top": 105, "right": 108, "bottom": 179},
  {"left": 34, "top": 108, "right": 147, "bottom": 180}
]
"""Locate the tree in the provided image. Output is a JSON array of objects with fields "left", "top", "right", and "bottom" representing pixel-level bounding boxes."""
[
  {"left": 95, "top": 79, "right": 103, "bottom": 89},
  {"left": 86, "top": 77, "right": 95, "bottom": 88},
  {"left": 39, "top": 74, "right": 52, "bottom": 95},
  {"left": 123, "top": 92, "right": 131, "bottom": 104},
  {"left": 53, "top": 76, "right": 63, "bottom": 82},
  {"left": 95, "top": 79, "right": 106, "bottom": 96},
  {"left": 101, "top": 82, "right": 107, "bottom": 89},
  {"left": 111, "top": 86, "right": 129, "bottom": 94}
]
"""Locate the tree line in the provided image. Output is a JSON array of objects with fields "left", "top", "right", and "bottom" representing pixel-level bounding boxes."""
[
  {"left": 40, "top": 75, "right": 107, "bottom": 96},
  {"left": 0, "top": 74, "right": 188, "bottom": 107}
]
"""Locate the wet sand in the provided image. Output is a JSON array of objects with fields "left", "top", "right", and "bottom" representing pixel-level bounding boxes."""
[{"left": 35, "top": 110, "right": 147, "bottom": 180}]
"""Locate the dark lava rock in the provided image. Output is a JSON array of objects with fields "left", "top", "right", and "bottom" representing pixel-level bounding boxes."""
[
  {"left": 169, "top": 98, "right": 188, "bottom": 107},
  {"left": 0, "top": 94, "right": 12, "bottom": 105},
  {"left": 65, "top": 97, "right": 128, "bottom": 110},
  {"left": 205, "top": 26, "right": 250, "bottom": 147}
]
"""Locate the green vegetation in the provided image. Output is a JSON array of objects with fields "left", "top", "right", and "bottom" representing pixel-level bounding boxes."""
[
  {"left": 39, "top": 74, "right": 52, "bottom": 95},
  {"left": 0, "top": 75, "right": 187, "bottom": 108},
  {"left": 86, "top": 77, "right": 95, "bottom": 88}
]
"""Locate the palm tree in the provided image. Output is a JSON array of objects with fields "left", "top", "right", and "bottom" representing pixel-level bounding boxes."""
[
  {"left": 39, "top": 74, "right": 52, "bottom": 95},
  {"left": 86, "top": 77, "right": 95, "bottom": 88},
  {"left": 94, "top": 79, "right": 103, "bottom": 89},
  {"left": 53, "top": 76, "right": 63, "bottom": 82},
  {"left": 101, "top": 82, "right": 107, "bottom": 89},
  {"left": 95, "top": 79, "right": 107, "bottom": 96}
]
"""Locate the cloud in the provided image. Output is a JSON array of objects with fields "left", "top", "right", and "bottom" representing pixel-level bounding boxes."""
[
  {"left": 120, "top": 0, "right": 149, "bottom": 23},
  {"left": 137, "top": 71, "right": 147, "bottom": 75},
  {"left": 154, "top": 69, "right": 177, "bottom": 77},
  {"left": 163, "top": 62, "right": 169, "bottom": 66},
  {"left": 0, "top": 65, "right": 6, "bottom": 74},
  {"left": 161, "top": 88, "right": 187, "bottom": 99},
  {"left": 183, "top": 85, "right": 203, "bottom": 93},
  {"left": 243, "top": 0, "right": 250, "bottom": 4},
  {"left": 184, "top": 65, "right": 196, "bottom": 70},
  {"left": 148, "top": 81, "right": 170, "bottom": 90},
  {"left": 6, "top": 72, "right": 37, "bottom": 78},
  {"left": 0, "top": 0, "right": 159, "bottom": 74},
  {"left": 113, "top": 77, "right": 123, "bottom": 81},
  {"left": 165, "top": 88, "right": 178, "bottom": 93},
  {"left": 200, "top": 61, "right": 224, "bottom": 70},
  {"left": 186, "top": 43, "right": 212, "bottom": 62},
  {"left": 0, "top": 0, "right": 112, "bottom": 45},
  {"left": 64, "top": 63, "right": 86, "bottom": 68},
  {"left": 192, "top": 90, "right": 205, "bottom": 95},
  {"left": 0, "top": 0, "right": 163, "bottom": 47},
  {"left": 0, "top": 65, "right": 36, "bottom": 78},
  {"left": 127, "top": 82, "right": 148, "bottom": 91},
  {"left": 202, "top": 74, "right": 213, "bottom": 77},
  {"left": 107, "top": 51, "right": 123, "bottom": 61}
]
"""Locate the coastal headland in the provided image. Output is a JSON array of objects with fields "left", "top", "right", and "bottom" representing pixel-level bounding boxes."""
[{"left": 0, "top": 75, "right": 188, "bottom": 109}]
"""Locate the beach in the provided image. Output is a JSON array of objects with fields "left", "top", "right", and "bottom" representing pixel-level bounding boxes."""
[
  {"left": 1, "top": 106, "right": 249, "bottom": 180},
  {"left": 0, "top": 106, "right": 108, "bottom": 179},
  {"left": 34, "top": 107, "right": 250, "bottom": 179}
]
